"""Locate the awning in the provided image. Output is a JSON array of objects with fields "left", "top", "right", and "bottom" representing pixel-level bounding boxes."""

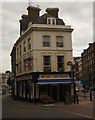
[{"left": 37, "top": 78, "right": 79, "bottom": 84}]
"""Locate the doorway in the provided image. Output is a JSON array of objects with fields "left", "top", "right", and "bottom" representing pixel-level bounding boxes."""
[{"left": 52, "top": 85, "right": 57, "bottom": 101}]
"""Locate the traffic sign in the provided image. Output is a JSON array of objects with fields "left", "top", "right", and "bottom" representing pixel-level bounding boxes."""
[{"left": 67, "top": 61, "right": 72, "bottom": 66}]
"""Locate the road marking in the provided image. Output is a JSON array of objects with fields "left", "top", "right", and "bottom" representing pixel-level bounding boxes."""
[
  {"left": 62, "top": 109, "right": 93, "bottom": 119},
  {"left": 14, "top": 103, "right": 26, "bottom": 108},
  {"left": 45, "top": 104, "right": 55, "bottom": 107},
  {"left": 52, "top": 104, "right": 94, "bottom": 119}
]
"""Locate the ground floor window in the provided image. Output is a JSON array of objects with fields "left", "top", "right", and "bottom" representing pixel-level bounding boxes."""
[
  {"left": 39, "top": 85, "right": 48, "bottom": 97},
  {"left": 39, "top": 84, "right": 71, "bottom": 101}
]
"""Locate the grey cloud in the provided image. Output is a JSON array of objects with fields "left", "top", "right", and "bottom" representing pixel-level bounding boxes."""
[{"left": 60, "top": 2, "right": 93, "bottom": 24}]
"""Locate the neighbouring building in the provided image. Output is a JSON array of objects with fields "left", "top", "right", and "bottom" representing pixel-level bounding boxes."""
[
  {"left": 73, "top": 57, "right": 83, "bottom": 90},
  {"left": 78, "top": 57, "right": 82, "bottom": 81},
  {"left": 10, "top": 5, "right": 78, "bottom": 103},
  {"left": 0, "top": 71, "right": 13, "bottom": 91},
  {"left": 73, "top": 57, "right": 81, "bottom": 80},
  {"left": 10, "top": 44, "right": 16, "bottom": 96},
  {"left": 81, "top": 42, "right": 95, "bottom": 89}
]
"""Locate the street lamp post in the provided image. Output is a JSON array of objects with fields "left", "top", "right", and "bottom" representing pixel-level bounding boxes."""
[
  {"left": 67, "top": 61, "right": 76, "bottom": 104},
  {"left": 71, "top": 65, "right": 76, "bottom": 104}
]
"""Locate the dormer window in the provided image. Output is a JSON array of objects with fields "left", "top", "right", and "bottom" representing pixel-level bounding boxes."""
[
  {"left": 48, "top": 19, "right": 51, "bottom": 24},
  {"left": 47, "top": 18, "right": 56, "bottom": 25},
  {"left": 52, "top": 19, "right": 55, "bottom": 24}
]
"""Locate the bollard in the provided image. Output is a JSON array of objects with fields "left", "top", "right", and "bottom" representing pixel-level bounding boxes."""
[{"left": 90, "top": 91, "right": 92, "bottom": 101}]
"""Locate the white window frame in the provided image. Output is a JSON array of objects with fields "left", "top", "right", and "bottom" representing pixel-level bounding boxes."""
[{"left": 47, "top": 18, "right": 56, "bottom": 25}]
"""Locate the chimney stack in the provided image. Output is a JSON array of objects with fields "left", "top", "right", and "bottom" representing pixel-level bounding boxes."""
[
  {"left": 19, "top": 14, "right": 28, "bottom": 35},
  {"left": 19, "top": 6, "right": 41, "bottom": 35},
  {"left": 27, "top": 6, "right": 41, "bottom": 23},
  {"left": 46, "top": 8, "right": 59, "bottom": 18}
]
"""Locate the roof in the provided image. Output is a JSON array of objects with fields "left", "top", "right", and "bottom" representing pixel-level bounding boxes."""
[{"left": 34, "top": 13, "right": 65, "bottom": 25}]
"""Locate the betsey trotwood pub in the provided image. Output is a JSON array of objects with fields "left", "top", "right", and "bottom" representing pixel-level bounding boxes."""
[{"left": 10, "top": 5, "right": 79, "bottom": 104}]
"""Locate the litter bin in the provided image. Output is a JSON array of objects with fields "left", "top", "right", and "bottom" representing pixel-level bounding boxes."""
[{"left": 64, "top": 95, "right": 72, "bottom": 104}]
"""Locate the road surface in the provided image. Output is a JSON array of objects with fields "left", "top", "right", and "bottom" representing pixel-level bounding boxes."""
[{"left": 1, "top": 93, "right": 94, "bottom": 119}]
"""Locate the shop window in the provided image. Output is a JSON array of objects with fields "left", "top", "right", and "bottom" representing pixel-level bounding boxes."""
[
  {"left": 40, "top": 85, "right": 48, "bottom": 96},
  {"left": 57, "top": 56, "right": 64, "bottom": 71},
  {"left": 43, "top": 36, "right": 50, "bottom": 47},
  {"left": 43, "top": 56, "right": 51, "bottom": 72},
  {"left": 56, "top": 36, "right": 63, "bottom": 47}
]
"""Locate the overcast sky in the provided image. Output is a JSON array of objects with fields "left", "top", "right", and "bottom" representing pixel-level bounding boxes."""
[{"left": 0, "top": 0, "right": 94, "bottom": 73}]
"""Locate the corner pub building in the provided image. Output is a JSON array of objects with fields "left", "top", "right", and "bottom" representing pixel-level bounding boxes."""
[{"left": 10, "top": 5, "right": 78, "bottom": 103}]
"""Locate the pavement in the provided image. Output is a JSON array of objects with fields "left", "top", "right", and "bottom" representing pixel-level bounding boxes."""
[
  {"left": 78, "top": 92, "right": 94, "bottom": 102},
  {"left": 2, "top": 92, "right": 93, "bottom": 107}
]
